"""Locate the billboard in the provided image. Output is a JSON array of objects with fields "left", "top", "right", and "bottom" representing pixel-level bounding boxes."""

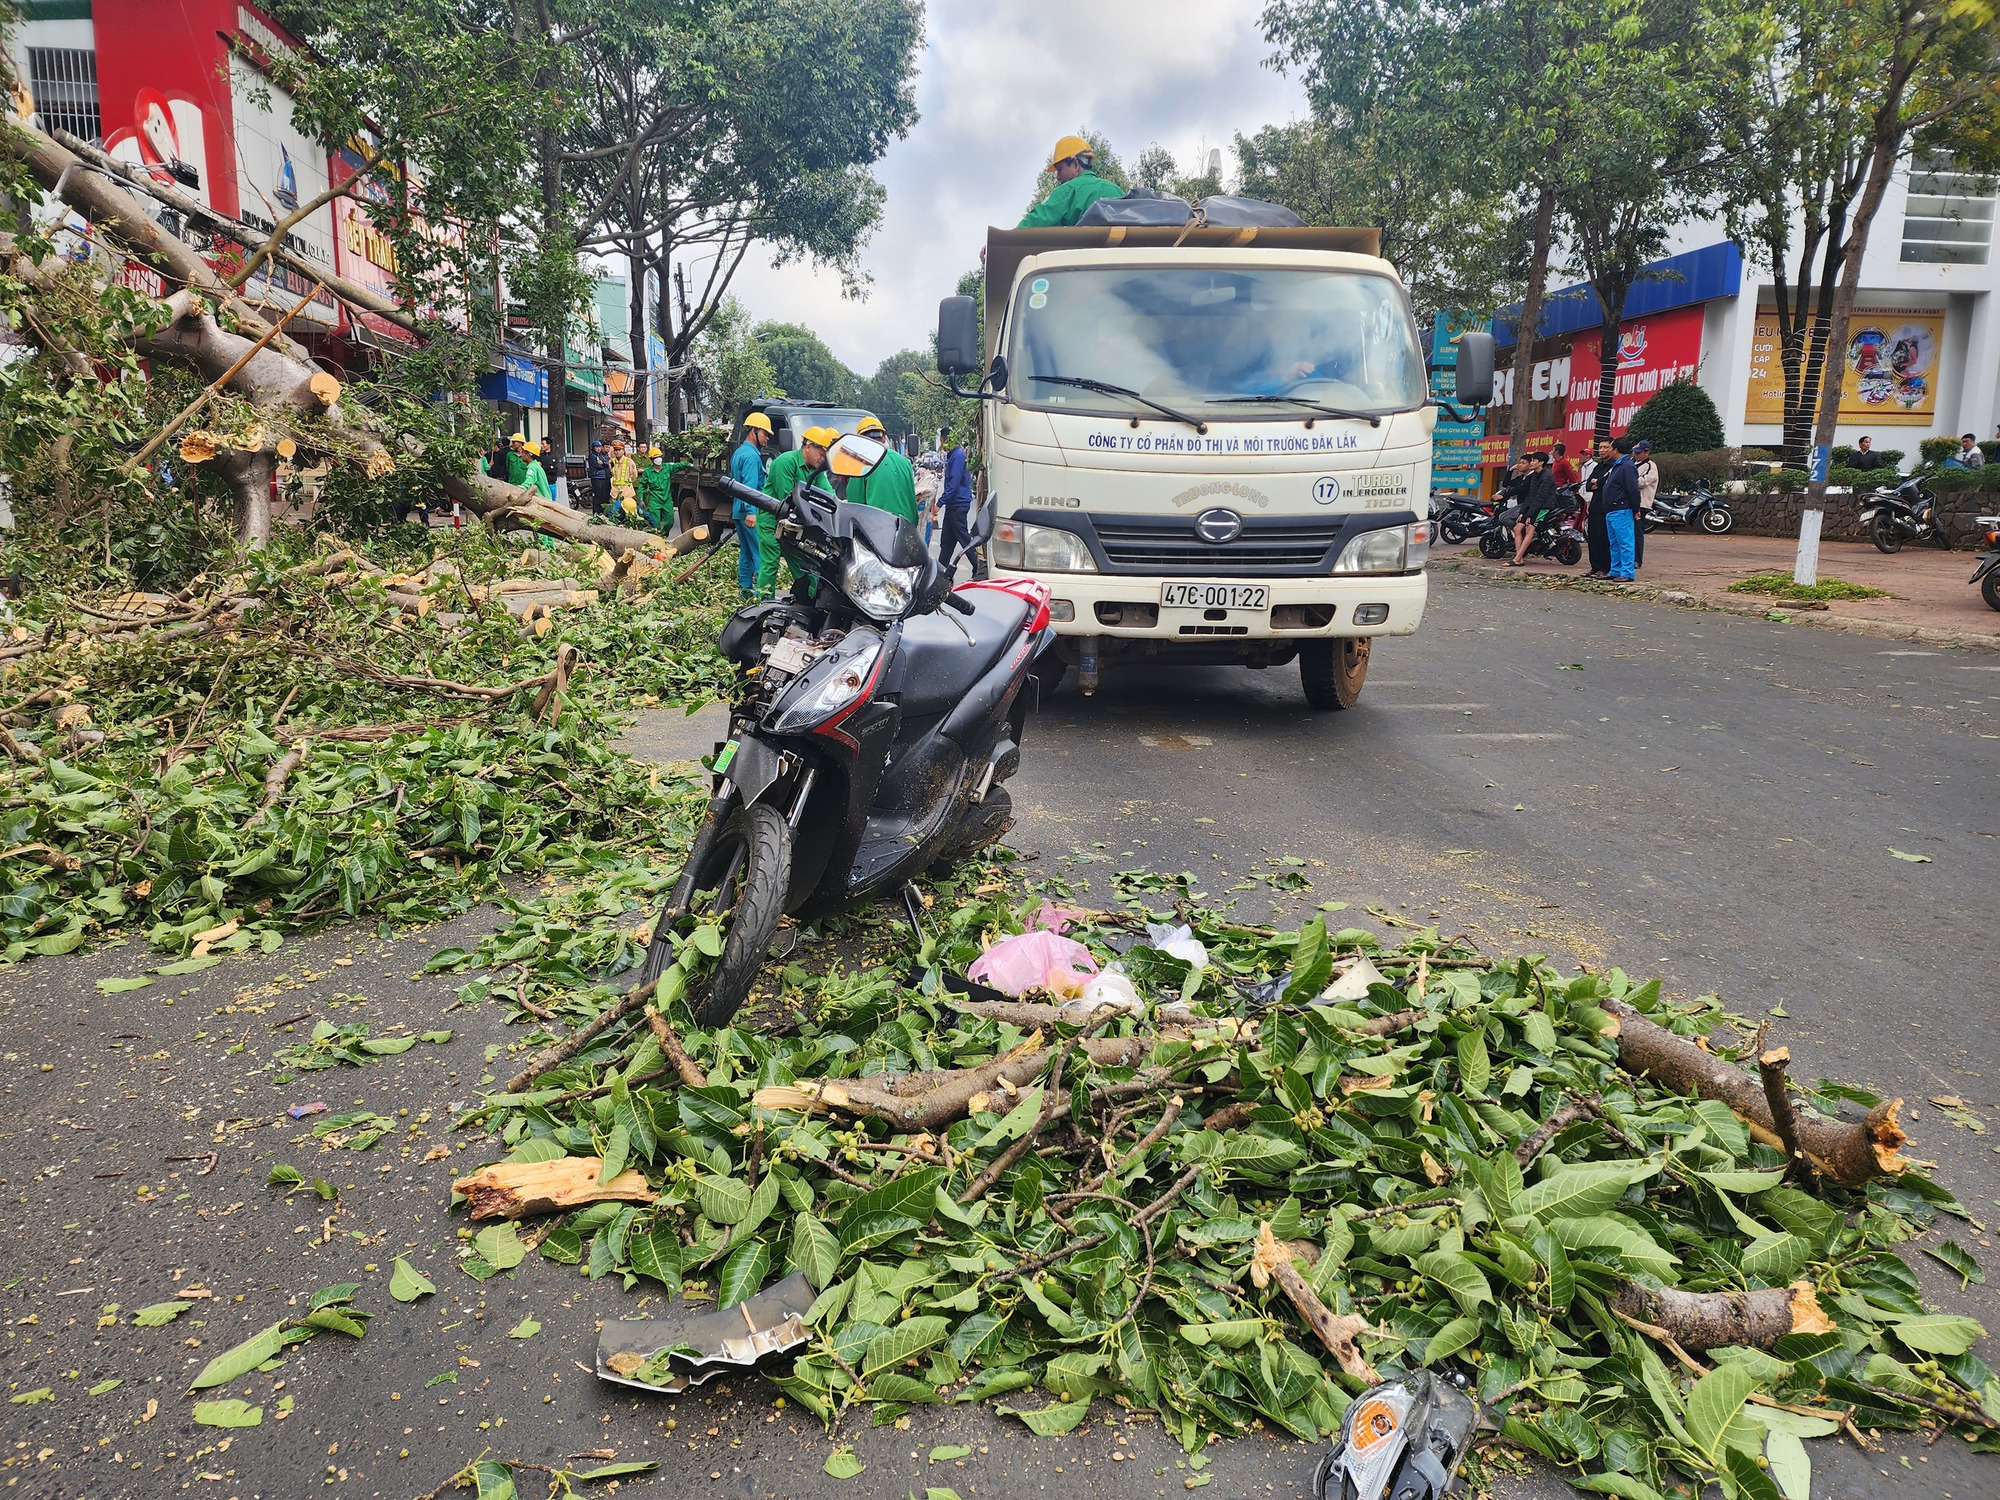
[
  {"left": 330, "top": 141, "right": 416, "bottom": 344},
  {"left": 1742, "top": 305, "right": 1944, "bottom": 427},
  {"left": 1562, "top": 304, "right": 1704, "bottom": 440}
]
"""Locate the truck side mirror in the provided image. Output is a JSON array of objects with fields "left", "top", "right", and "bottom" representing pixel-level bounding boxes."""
[
  {"left": 937, "top": 296, "right": 979, "bottom": 377},
  {"left": 1454, "top": 331, "right": 1495, "bottom": 406}
]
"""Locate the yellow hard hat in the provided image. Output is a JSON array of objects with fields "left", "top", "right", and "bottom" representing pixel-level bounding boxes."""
[
  {"left": 647, "top": 446, "right": 661, "bottom": 458},
  {"left": 523, "top": 441, "right": 540, "bottom": 455},
  {"left": 741, "top": 412, "right": 773, "bottom": 434},
  {"left": 1046, "top": 134, "right": 1092, "bottom": 171},
  {"left": 509, "top": 431, "right": 526, "bottom": 443},
  {"left": 802, "top": 426, "right": 834, "bottom": 448},
  {"left": 856, "top": 416, "right": 885, "bottom": 436}
]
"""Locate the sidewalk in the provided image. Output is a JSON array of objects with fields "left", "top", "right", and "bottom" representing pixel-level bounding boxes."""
[{"left": 1439, "top": 529, "right": 2000, "bottom": 650}]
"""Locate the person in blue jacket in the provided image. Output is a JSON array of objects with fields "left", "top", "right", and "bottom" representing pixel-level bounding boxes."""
[
  {"left": 1597, "top": 437, "right": 1641, "bottom": 582},
  {"left": 939, "top": 440, "right": 984, "bottom": 578},
  {"left": 730, "top": 413, "right": 774, "bottom": 598}
]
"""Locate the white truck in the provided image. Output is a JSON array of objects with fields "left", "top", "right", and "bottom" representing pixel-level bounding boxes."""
[{"left": 935, "top": 225, "right": 1493, "bottom": 708}]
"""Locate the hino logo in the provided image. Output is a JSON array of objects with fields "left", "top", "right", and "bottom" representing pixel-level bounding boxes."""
[{"left": 1194, "top": 508, "right": 1243, "bottom": 544}]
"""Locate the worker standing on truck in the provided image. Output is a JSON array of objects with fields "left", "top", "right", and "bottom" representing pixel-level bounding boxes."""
[
  {"left": 761, "top": 426, "right": 834, "bottom": 597},
  {"left": 637, "top": 446, "right": 676, "bottom": 532},
  {"left": 1018, "top": 135, "right": 1124, "bottom": 228},
  {"left": 842, "top": 416, "right": 920, "bottom": 524},
  {"left": 729, "top": 414, "right": 774, "bottom": 599}
]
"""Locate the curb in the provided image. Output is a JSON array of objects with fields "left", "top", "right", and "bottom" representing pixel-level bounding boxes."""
[{"left": 1434, "top": 558, "right": 2000, "bottom": 655}]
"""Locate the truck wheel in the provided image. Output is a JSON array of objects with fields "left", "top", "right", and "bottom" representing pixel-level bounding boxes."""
[{"left": 1301, "top": 638, "right": 1369, "bottom": 711}]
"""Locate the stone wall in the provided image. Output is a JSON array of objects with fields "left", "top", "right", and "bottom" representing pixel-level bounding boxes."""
[{"left": 1723, "top": 488, "right": 2000, "bottom": 546}]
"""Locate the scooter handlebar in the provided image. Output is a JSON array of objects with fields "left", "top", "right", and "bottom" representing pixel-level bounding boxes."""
[
  {"left": 719, "top": 475, "right": 781, "bottom": 514},
  {"left": 944, "top": 591, "right": 976, "bottom": 615}
]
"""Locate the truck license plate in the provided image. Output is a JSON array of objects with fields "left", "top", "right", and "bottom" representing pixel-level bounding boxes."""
[{"left": 1160, "top": 583, "right": 1269, "bottom": 610}]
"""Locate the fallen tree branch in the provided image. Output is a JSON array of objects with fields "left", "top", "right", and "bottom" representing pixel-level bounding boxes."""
[
  {"left": 451, "top": 1157, "right": 655, "bottom": 1221},
  {"left": 1757, "top": 1031, "right": 1821, "bottom": 1195},
  {"left": 248, "top": 743, "right": 307, "bottom": 826},
  {"left": 1605, "top": 1000, "right": 1907, "bottom": 1187},
  {"left": 500, "top": 983, "right": 655, "bottom": 1096},
  {"left": 1009, "top": 1162, "right": 1204, "bottom": 1280},
  {"left": 643, "top": 1006, "right": 706, "bottom": 1088},
  {"left": 1611, "top": 1278, "right": 1832, "bottom": 1352},
  {"left": 1252, "top": 1223, "right": 1379, "bottom": 1382},
  {"left": 752, "top": 1034, "right": 1156, "bottom": 1131}
]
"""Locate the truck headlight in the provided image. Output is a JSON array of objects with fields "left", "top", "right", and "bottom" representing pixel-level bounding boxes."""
[
  {"left": 1333, "top": 521, "right": 1428, "bottom": 574},
  {"left": 992, "top": 519, "right": 1097, "bottom": 574}
]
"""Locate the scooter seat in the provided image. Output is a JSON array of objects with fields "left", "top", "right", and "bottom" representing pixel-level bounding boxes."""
[{"left": 888, "top": 590, "right": 1028, "bottom": 720}]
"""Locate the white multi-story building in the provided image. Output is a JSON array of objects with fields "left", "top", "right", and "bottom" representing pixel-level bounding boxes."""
[{"left": 1482, "top": 155, "right": 1998, "bottom": 473}]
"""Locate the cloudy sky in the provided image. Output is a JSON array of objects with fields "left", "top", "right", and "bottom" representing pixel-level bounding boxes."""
[{"left": 718, "top": 0, "right": 1309, "bottom": 376}]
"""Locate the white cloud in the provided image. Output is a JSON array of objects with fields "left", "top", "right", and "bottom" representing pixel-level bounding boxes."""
[{"left": 703, "top": 0, "right": 1308, "bottom": 378}]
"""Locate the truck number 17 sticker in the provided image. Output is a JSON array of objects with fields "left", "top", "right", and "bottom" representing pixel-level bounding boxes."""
[{"left": 1312, "top": 476, "right": 1342, "bottom": 504}]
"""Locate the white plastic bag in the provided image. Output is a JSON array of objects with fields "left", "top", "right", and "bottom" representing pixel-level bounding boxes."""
[{"left": 1144, "top": 921, "right": 1209, "bottom": 970}]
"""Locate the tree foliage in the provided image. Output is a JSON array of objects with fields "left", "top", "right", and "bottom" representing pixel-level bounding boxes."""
[
  {"left": 1625, "top": 379, "right": 1726, "bottom": 452},
  {"left": 755, "top": 322, "right": 862, "bottom": 407}
]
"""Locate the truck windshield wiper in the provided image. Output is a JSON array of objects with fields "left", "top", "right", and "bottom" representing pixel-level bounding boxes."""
[
  {"left": 1027, "top": 375, "right": 1206, "bottom": 433},
  {"left": 1206, "top": 395, "right": 1382, "bottom": 427}
]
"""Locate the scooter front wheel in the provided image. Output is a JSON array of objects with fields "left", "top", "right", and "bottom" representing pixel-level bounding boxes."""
[
  {"left": 639, "top": 803, "right": 793, "bottom": 1029},
  {"left": 1870, "top": 514, "right": 1904, "bottom": 554}
]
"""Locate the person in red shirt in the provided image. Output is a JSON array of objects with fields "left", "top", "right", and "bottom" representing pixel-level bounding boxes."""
[{"left": 1549, "top": 441, "right": 1579, "bottom": 489}]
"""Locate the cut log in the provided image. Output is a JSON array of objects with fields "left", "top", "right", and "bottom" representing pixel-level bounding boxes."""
[
  {"left": 451, "top": 1157, "right": 655, "bottom": 1220},
  {"left": 1613, "top": 1279, "right": 1833, "bottom": 1352},
  {"left": 1252, "top": 1223, "right": 1378, "bottom": 1382},
  {"left": 1605, "top": 999, "right": 1906, "bottom": 1187}
]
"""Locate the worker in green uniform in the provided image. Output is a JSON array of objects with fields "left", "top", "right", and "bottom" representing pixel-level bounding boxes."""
[
  {"left": 1018, "top": 135, "right": 1125, "bottom": 228},
  {"left": 842, "top": 416, "right": 920, "bottom": 526},
  {"left": 494, "top": 432, "right": 530, "bottom": 486},
  {"left": 636, "top": 446, "right": 679, "bottom": 532},
  {"left": 520, "top": 442, "right": 553, "bottom": 501},
  {"left": 758, "top": 426, "right": 834, "bottom": 597}
]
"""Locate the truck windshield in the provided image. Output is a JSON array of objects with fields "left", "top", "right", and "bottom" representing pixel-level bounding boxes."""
[{"left": 1008, "top": 266, "right": 1425, "bottom": 420}]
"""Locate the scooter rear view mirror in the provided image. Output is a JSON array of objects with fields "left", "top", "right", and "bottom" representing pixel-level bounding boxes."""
[{"left": 827, "top": 433, "right": 885, "bottom": 479}]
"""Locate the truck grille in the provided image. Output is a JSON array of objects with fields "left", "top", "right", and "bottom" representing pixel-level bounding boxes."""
[{"left": 1092, "top": 517, "right": 1343, "bottom": 575}]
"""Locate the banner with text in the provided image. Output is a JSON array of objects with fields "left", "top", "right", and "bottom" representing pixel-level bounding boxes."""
[{"left": 1563, "top": 304, "right": 1704, "bottom": 441}]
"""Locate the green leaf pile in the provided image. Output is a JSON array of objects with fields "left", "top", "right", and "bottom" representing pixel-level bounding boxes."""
[{"left": 455, "top": 882, "right": 1997, "bottom": 1496}]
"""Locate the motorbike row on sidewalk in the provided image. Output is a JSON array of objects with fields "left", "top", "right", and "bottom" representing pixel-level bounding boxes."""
[{"left": 1434, "top": 478, "right": 2000, "bottom": 612}]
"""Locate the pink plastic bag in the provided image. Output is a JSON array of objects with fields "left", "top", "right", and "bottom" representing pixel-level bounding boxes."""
[
  {"left": 967, "top": 929, "right": 1099, "bottom": 998},
  {"left": 1025, "top": 900, "right": 1091, "bottom": 936}
]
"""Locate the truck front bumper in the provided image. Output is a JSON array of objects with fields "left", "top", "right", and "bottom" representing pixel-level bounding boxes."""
[{"left": 1002, "top": 570, "right": 1428, "bottom": 642}]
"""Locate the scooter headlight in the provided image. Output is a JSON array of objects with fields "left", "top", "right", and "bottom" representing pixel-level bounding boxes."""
[
  {"left": 839, "top": 549, "right": 921, "bottom": 622},
  {"left": 763, "top": 633, "right": 884, "bottom": 733}
]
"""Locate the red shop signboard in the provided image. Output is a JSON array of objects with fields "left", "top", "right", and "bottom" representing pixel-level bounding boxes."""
[{"left": 1562, "top": 304, "right": 1704, "bottom": 440}]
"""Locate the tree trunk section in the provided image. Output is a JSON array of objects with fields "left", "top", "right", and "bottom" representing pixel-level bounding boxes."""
[
  {"left": 1603, "top": 1000, "right": 1907, "bottom": 1186},
  {"left": 1506, "top": 183, "right": 1558, "bottom": 464},
  {"left": 628, "top": 239, "right": 651, "bottom": 445},
  {"left": 220, "top": 450, "right": 275, "bottom": 548},
  {"left": 1614, "top": 1280, "right": 1832, "bottom": 1352},
  {"left": 452, "top": 1157, "right": 656, "bottom": 1220}
]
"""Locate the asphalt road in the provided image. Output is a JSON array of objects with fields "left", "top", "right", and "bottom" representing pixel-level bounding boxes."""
[{"left": 2, "top": 571, "right": 1997, "bottom": 1500}]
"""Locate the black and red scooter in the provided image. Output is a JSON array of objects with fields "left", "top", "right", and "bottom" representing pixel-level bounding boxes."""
[{"left": 637, "top": 433, "right": 1054, "bottom": 1026}]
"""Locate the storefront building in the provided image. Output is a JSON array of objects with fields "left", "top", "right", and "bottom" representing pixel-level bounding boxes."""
[{"left": 1480, "top": 157, "right": 1999, "bottom": 479}]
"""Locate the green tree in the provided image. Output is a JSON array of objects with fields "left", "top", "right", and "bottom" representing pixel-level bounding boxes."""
[
  {"left": 1624, "top": 379, "right": 1725, "bottom": 452},
  {"left": 1134, "top": 144, "right": 1223, "bottom": 202},
  {"left": 690, "top": 297, "right": 776, "bottom": 421},
  {"left": 1713, "top": 0, "right": 2000, "bottom": 467},
  {"left": 563, "top": 0, "right": 922, "bottom": 429},
  {"left": 900, "top": 269, "right": 984, "bottom": 454},
  {"left": 755, "top": 323, "right": 861, "bottom": 406},
  {"left": 860, "top": 349, "right": 931, "bottom": 436}
]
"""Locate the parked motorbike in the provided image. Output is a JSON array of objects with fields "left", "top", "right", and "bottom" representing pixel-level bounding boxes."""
[
  {"left": 1643, "top": 483, "right": 1735, "bottom": 535},
  {"left": 1859, "top": 476, "right": 1949, "bottom": 554},
  {"left": 1970, "top": 514, "right": 2000, "bottom": 612},
  {"left": 1480, "top": 494, "right": 1585, "bottom": 566},
  {"left": 636, "top": 433, "right": 1055, "bottom": 1026},
  {"left": 1431, "top": 491, "right": 1499, "bottom": 546}
]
